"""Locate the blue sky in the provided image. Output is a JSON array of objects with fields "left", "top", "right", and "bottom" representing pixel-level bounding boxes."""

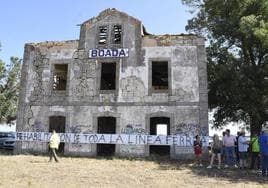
[
  {"left": 0, "top": 1, "right": 246, "bottom": 135},
  {"left": 0, "top": 0, "right": 192, "bottom": 64}
]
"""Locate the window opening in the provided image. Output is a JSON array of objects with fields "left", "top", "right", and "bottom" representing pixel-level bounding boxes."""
[
  {"left": 53, "top": 64, "right": 68, "bottom": 91},
  {"left": 100, "top": 63, "right": 116, "bottom": 90},
  {"left": 156, "top": 124, "right": 168, "bottom": 136},
  {"left": 152, "top": 61, "right": 168, "bottom": 90},
  {"left": 113, "top": 25, "right": 122, "bottom": 44},
  {"left": 99, "top": 26, "right": 108, "bottom": 45}
]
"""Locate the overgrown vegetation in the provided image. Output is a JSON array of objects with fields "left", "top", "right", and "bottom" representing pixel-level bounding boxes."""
[
  {"left": 0, "top": 43, "right": 21, "bottom": 123},
  {"left": 182, "top": 0, "right": 268, "bottom": 133}
]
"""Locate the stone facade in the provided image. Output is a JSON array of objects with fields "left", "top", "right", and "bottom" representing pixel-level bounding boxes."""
[{"left": 16, "top": 8, "right": 208, "bottom": 159}]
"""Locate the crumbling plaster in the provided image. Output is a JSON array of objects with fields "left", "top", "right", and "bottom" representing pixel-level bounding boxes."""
[{"left": 16, "top": 8, "right": 208, "bottom": 159}]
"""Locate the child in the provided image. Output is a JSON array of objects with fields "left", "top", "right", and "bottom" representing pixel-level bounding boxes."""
[
  {"left": 194, "top": 135, "right": 203, "bottom": 166},
  {"left": 207, "top": 134, "right": 222, "bottom": 169}
]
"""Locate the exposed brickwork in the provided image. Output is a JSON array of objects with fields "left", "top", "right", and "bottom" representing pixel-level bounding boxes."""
[{"left": 16, "top": 8, "right": 208, "bottom": 159}]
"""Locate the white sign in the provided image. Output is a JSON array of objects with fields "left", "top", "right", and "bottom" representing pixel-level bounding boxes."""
[
  {"left": 16, "top": 132, "right": 209, "bottom": 146},
  {"left": 88, "top": 48, "right": 129, "bottom": 58}
]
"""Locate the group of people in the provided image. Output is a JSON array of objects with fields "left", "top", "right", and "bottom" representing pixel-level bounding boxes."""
[
  {"left": 48, "top": 128, "right": 268, "bottom": 177},
  {"left": 193, "top": 126, "right": 268, "bottom": 177}
]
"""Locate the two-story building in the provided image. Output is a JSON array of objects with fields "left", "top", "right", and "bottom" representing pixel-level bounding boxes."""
[{"left": 16, "top": 8, "right": 208, "bottom": 159}]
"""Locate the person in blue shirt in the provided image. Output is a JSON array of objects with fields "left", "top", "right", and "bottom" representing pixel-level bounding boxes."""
[{"left": 258, "top": 126, "right": 268, "bottom": 177}]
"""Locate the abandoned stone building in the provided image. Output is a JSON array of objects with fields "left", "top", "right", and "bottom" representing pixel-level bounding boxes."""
[{"left": 16, "top": 8, "right": 208, "bottom": 159}]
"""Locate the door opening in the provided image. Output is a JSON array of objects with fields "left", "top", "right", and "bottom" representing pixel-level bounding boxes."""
[
  {"left": 150, "top": 117, "right": 170, "bottom": 156},
  {"left": 97, "top": 117, "right": 116, "bottom": 156},
  {"left": 49, "top": 116, "right": 65, "bottom": 155}
]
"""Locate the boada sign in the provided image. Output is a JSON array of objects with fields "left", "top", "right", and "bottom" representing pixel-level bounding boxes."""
[{"left": 88, "top": 48, "right": 129, "bottom": 58}]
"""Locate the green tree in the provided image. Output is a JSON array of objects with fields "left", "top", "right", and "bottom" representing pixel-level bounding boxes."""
[
  {"left": 182, "top": 0, "right": 268, "bottom": 133},
  {"left": 0, "top": 45, "right": 22, "bottom": 123}
]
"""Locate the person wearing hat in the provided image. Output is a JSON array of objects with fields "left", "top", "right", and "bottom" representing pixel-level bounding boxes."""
[{"left": 258, "top": 126, "right": 268, "bottom": 177}]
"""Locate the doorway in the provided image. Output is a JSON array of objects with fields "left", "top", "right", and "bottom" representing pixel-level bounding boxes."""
[
  {"left": 150, "top": 117, "right": 170, "bottom": 156},
  {"left": 49, "top": 116, "right": 65, "bottom": 155},
  {"left": 97, "top": 117, "right": 116, "bottom": 156}
]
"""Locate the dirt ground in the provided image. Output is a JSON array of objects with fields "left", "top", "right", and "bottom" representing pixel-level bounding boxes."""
[{"left": 0, "top": 152, "right": 267, "bottom": 188}]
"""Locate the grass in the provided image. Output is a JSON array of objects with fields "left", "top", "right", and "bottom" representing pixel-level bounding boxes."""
[{"left": 0, "top": 153, "right": 267, "bottom": 188}]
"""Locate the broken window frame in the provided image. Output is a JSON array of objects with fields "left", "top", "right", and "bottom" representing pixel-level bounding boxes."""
[
  {"left": 52, "top": 64, "right": 68, "bottom": 91},
  {"left": 112, "top": 25, "right": 122, "bottom": 45},
  {"left": 98, "top": 25, "right": 108, "bottom": 45}
]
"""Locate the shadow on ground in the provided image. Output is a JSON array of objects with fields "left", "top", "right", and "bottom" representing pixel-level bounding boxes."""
[
  {"left": 150, "top": 156, "right": 267, "bottom": 184},
  {"left": 61, "top": 153, "right": 268, "bottom": 183},
  {"left": 187, "top": 165, "right": 266, "bottom": 184},
  {"left": 0, "top": 149, "right": 14, "bottom": 155},
  {"left": 1, "top": 151, "right": 266, "bottom": 184}
]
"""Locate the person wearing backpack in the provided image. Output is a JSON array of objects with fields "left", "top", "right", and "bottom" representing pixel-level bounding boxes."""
[{"left": 250, "top": 132, "right": 260, "bottom": 170}]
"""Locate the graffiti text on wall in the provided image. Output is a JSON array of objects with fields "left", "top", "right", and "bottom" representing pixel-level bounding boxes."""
[
  {"left": 120, "top": 124, "right": 146, "bottom": 134},
  {"left": 175, "top": 123, "right": 202, "bottom": 136},
  {"left": 70, "top": 125, "right": 92, "bottom": 134}
]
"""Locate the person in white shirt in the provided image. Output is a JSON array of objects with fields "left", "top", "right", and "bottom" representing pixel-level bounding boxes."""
[
  {"left": 223, "top": 129, "right": 238, "bottom": 168},
  {"left": 238, "top": 129, "right": 249, "bottom": 169},
  {"left": 48, "top": 130, "right": 60, "bottom": 162}
]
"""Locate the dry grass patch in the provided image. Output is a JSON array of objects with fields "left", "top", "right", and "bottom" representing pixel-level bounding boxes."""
[{"left": 0, "top": 154, "right": 266, "bottom": 188}]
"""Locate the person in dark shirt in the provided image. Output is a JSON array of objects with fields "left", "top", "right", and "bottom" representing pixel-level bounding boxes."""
[
  {"left": 221, "top": 131, "right": 226, "bottom": 164},
  {"left": 235, "top": 131, "right": 240, "bottom": 163}
]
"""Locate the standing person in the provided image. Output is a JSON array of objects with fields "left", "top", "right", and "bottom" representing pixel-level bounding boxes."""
[
  {"left": 235, "top": 131, "right": 240, "bottom": 163},
  {"left": 238, "top": 130, "right": 249, "bottom": 169},
  {"left": 250, "top": 132, "right": 260, "bottom": 170},
  {"left": 207, "top": 134, "right": 222, "bottom": 169},
  {"left": 48, "top": 130, "right": 60, "bottom": 162},
  {"left": 223, "top": 129, "right": 238, "bottom": 168},
  {"left": 221, "top": 131, "right": 226, "bottom": 165},
  {"left": 259, "top": 126, "right": 268, "bottom": 177},
  {"left": 193, "top": 135, "right": 203, "bottom": 166}
]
